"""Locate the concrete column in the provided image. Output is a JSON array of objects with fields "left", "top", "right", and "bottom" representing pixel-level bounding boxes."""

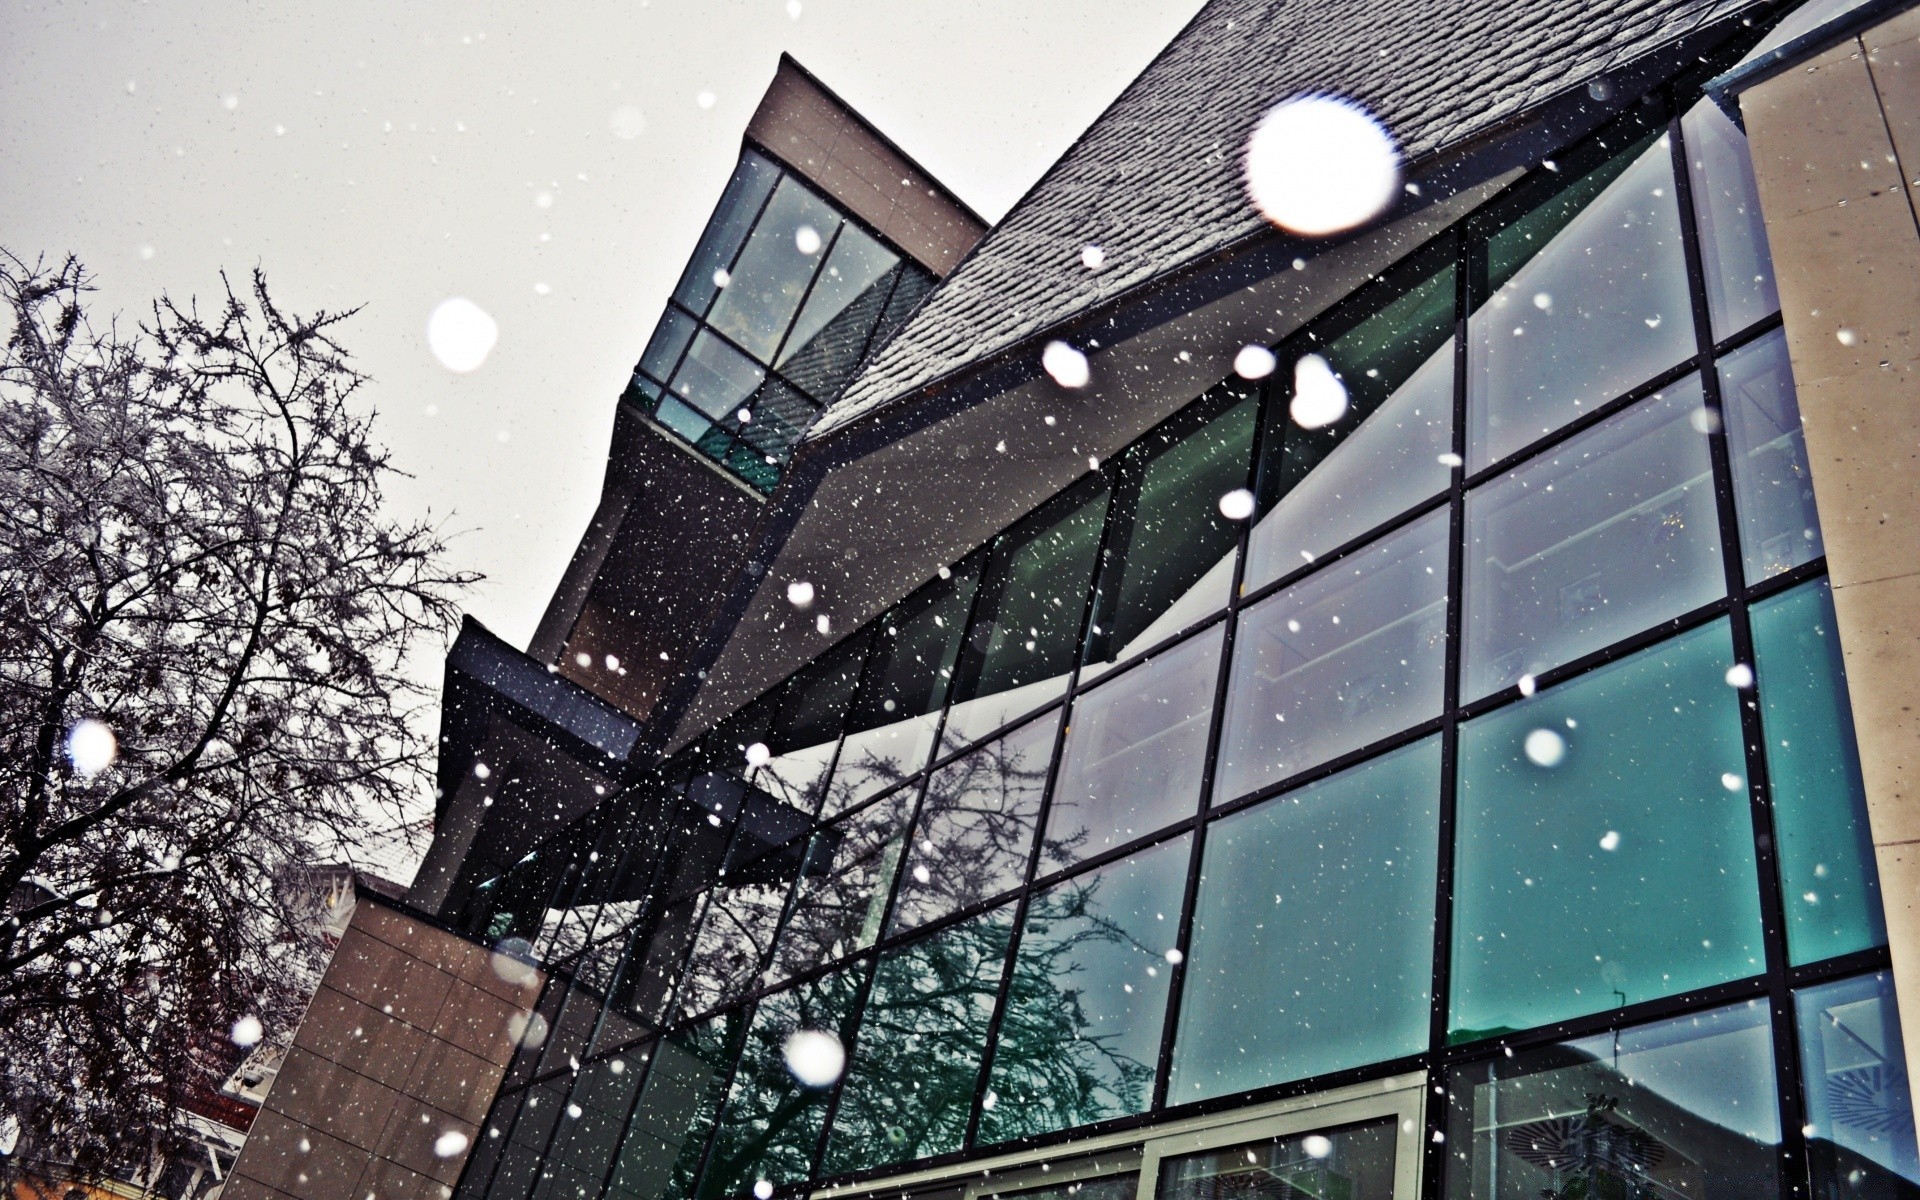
[{"left": 1743, "top": 6, "right": 1920, "bottom": 1104}]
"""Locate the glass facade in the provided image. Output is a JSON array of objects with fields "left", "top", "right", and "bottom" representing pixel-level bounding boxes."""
[
  {"left": 626, "top": 148, "right": 938, "bottom": 493},
  {"left": 454, "top": 66, "right": 1908, "bottom": 1200}
]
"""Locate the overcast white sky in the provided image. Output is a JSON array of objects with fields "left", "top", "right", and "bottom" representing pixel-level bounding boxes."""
[{"left": 2, "top": 0, "right": 1207, "bottom": 672}]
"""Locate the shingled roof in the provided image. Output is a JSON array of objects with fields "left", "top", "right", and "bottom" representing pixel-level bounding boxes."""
[{"left": 807, "top": 0, "right": 1764, "bottom": 440}]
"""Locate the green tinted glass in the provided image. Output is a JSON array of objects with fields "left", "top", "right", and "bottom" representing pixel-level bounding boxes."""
[
  {"left": 824, "top": 904, "right": 1015, "bottom": 1172},
  {"left": 697, "top": 963, "right": 868, "bottom": 1199},
  {"left": 1751, "top": 579, "right": 1884, "bottom": 964},
  {"left": 1174, "top": 738, "right": 1439, "bottom": 1100},
  {"left": 981, "top": 834, "right": 1189, "bottom": 1143},
  {"left": 1451, "top": 620, "right": 1764, "bottom": 1042},
  {"left": 607, "top": 1017, "right": 745, "bottom": 1200}
]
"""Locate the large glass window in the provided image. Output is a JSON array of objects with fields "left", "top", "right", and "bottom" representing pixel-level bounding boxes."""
[
  {"left": 675, "top": 874, "right": 788, "bottom": 1021},
  {"left": 705, "top": 177, "right": 842, "bottom": 363},
  {"left": 1443, "top": 1002, "right": 1782, "bottom": 1200},
  {"left": 824, "top": 904, "right": 1016, "bottom": 1173},
  {"left": 1720, "top": 328, "right": 1824, "bottom": 581},
  {"left": 1081, "top": 387, "right": 1255, "bottom": 679},
  {"left": 697, "top": 962, "right": 869, "bottom": 1200},
  {"left": 672, "top": 152, "right": 782, "bottom": 318},
  {"left": 1247, "top": 241, "right": 1456, "bottom": 586},
  {"left": 1451, "top": 621, "right": 1764, "bottom": 1041},
  {"left": 671, "top": 330, "right": 768, "bottom": 423},
  {"left": 749, "top": 634, "right": 864, "bottom": 816},
  {"left": 890, "top": 709, "right": 1061, "bottom": 936},
  {"left": 1173, "top": 738, "right": 1439, "bottom": 1101},
  {"left": 1157, "top": 1120, "right": 1399, "bottom": 1200},
  {"left": 1796, "top": 972, "right": 1920, "bottom": 1200},
  {"left": 828, "top": 563, "right": 981, "bottom": 813},
  {"left": 981, "top": 834, "right": 1189, "bottom": 1143},
  {"left": 1044, "top": 626, "right": 1223, "bottom": 870},
  {"left": 1751, "top": 579, "right": 1884, "bottom": 964},
  {"left": 769, "top": 786, "right": 917, "bottom": 983},
  {"left": 1468, "top": 123, "right": 1695, "bottom": 468},
  {"left": 1215, "top": 509, "right": 1447, "bottom": 803},
  {"left": 1463, "top": 379, "right": 1724, "bottom": 699},
  {"left": 1683, "top": 98, "right": 1780, "bottom": 341},
  {"left": 607, "top": 1018, "right": 744, "bottom": 1200},
  {"left": 944, "top": 480, "right": 1109, "bottom": 750},
  {"left": 777, "top": 223, "right": 903, "bottom": 398}
]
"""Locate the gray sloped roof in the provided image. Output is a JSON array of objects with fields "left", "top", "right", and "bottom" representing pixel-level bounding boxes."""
[{"left": 808, "top": 0, "right": 1760, "bottom": 439}]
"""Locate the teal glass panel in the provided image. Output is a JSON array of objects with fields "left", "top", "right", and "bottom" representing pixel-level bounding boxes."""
[
  {"left": 1157, "top": 1119, "right": 1398, "bottom": 1200},
  {"left": 705, "top": 176, "right": 842, "bottom": 363},
  {"left": 829, "top": 560, "right": 982, "bottom": 814},
  {"left": 1247, "top": 241, "right": 1456, "bottom": 586},
  {"left": 1463, "top": 378, "right": 1724, "bottom": 700},
  {"left": 1720, "top": 327, "right": 1824, "bottom": 582},
  {"left": 944, "top": 480, "right": 1109, "bottom": 750},
  {"left": 673, "top": 151, "right": 782, "bottom": 318},
  {"left": 656, "top": 396, "right": 716, "bottom": 446},
  {"left": 1468, "top": 122, "right": 1695, "bottom": 469},
  {"left": 1081, "top": 386, "right": 1256, "bottom": 679},
  {"left": 1751, "top": 578, "right": 1884, "bottom": 963},
  {"left": 824, "top": 903, "right": 1016, "bottom": 1173},
  {"left": 1174, "top": 738, "right": 1439, "bottom": 1102},
  {"left": 981, "top": 834, "right": 1189, "bottom": 1143},
  {"left": 1796, "top": 972, "right": 1920, "bottom": 1200},
  {"left": 890, "top": 709, "right": 1061, "bottom": 935},
  {"left": 1443, "top": 1001, "right": 1781, "bottom": 1200},
  {"left": 697, "top": 963, "right": 869, "bottom": 1200},
  {"left": 1451, "top": 620, "right": 1764, "bottom": 1042},
  {"left": 769, "top": 786, "right": 917, "bottom": 983},
  {"left": 1045, "top": 625, "right": 1223, "bottom": 870},
  {"left": 1683, "top": 98, "right": 1780, "bottom": 341},
  {"left": 607, "top": 1017, "right": 746, "bottom": 1200},
  {"left": 1215, "top": 508, "right": 1448, "bottom": 804}
]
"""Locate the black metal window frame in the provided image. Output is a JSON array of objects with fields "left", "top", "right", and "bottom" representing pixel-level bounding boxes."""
[
  {"left": 624, "top": 145, "right": 937, "bottom": 494},
  {"left": 458, "top": 69, "right": 1890, "bottom": 1200}
]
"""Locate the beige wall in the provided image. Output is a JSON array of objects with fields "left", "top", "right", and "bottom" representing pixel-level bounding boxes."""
[
  {"left": 224, "top": 900, "right": 544, "bottom": 1200},
  {"left": 1743, "top": 4, "right": 1920, "bottom": 1099}
]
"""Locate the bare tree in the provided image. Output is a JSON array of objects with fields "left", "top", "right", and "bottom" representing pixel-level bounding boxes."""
[{"left": 0, "top": 252, "right": 475, "bottom": 1187}]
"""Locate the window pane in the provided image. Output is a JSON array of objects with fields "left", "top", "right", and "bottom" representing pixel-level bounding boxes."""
[
  {"left": 698, "top": 963, "right": 869, "bottom": 1200},
  {"left": 1684, "top": 99, "right": 1780, "bottom": 341},
  {"left": 676, "top": 873, "right": 789, "bottom": 1020},
  {"left": 778, "top": 222, "right": 902, "bottom": 398},
  {"left": 737, "top": 377, "right": 820, "bottom": 466},
  {"left": 671, "top": 330, "right": 768, "bottom": 422},
  {"left": 1174, "top": 737, "right": 1438, "bottom": 1102},
  {"left": 610, "top": 893, "right": 704, "bottom": 1032},
  {"left": 827, "top": 562, "right": 982, "bottom": 815},
  {"left": 1443, "top": 1002, "right": 1781, "bottom": 1200},
  {"left": 769, "top": 787, "right": 916, "bottom": 983},
  {"left": 1464, "top": 379, "right": 1724, "bottom": 700},
  {"left": 549, "top": 1055, "right": 643, "bottom": 1196},
  {"left": 751, "top": 634, "right": 866, "bottom": 817},
  {"left": 1157, "top": 1119, "right": 1398, "bottom": 1200},
  {"left": 640, "top": 305, "right": 699, "bottom": 384},
  {"left": 1796, "top": 972, "right": 1920, "bottom": 1199},
  {"left": 1751, "top": 579, "right": 1885, "bottom": 964},
  {"left": 1720, "top": 327, "right": 1824, "bottom": 582},
  {"left": 1082, "top": 387, "right": 1256, "bottom": 679},
  {"left": 982, "top": 834, "right": 1188, "bottom": 1142},
  {"left": 891, "top": 709, "right": 1061, "bottom": 936},
  {"left": 673, "top": 152, "right": 782, "bottom": 318},
  {"left": 1248, "top": 244, "right": 1456, "bottom": 587},
  {"left": 608, "top": 1018, "right": 744, "bottom": 1200},
  {"left": 656, "top": 396, "right": 716, "bottom": 447},
  {"left": 1045, "top": 626, "right": 1223, "bottom": 870},
  {"left": 1216, "top": 509, "right": 1447, "bottom": 804},
  {"left": 1469, "top": 126, "right": 1695, "bottom": 468},
  {"left": 945, "top": 480, "right": 1109, "bottom": 751},
  {"left": 706, "top": 177, "right": 842, "bottom": 363},
  {"left": 824, "top": 904, "right": 1016, "bottom": 1173},
  {"left": 1451, "top": 621, "right": 1764, "bottom": 1041}
]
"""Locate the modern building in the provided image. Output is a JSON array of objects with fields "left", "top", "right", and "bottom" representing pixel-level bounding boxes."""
[{"left": 227, "top": 4, "right": 1920, "bottom": 1200}]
